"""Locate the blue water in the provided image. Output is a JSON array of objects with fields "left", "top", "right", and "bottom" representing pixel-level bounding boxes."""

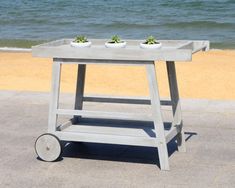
[{"left": 0, "top": 0, "right": 235, "bottom": 48}]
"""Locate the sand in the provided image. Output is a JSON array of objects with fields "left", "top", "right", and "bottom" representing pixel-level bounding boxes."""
[{"left": 0, "top": 50, "right": 235, "bottom": 100}]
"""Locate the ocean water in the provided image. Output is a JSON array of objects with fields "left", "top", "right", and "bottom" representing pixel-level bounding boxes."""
[{"left": 0, "top": 0, "right": 235, "bottom": 49}]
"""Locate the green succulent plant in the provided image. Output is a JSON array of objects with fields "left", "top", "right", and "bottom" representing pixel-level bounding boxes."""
[
  {"left": 145, "top": 36, "right": 158, "bottom": 45},
  {"left": 74, "top": 35, "right": 88, "bottom": 43},
  {"left": 110, "top": 35, "right": 122, "bottom": 43}
]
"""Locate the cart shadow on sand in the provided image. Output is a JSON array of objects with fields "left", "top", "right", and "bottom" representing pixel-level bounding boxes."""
[{"left": 37, "top": 118, "right": 197, "bottom": 168}]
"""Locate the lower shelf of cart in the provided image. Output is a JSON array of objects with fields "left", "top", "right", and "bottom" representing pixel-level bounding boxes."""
[{"left": 54, "top": 119, "right": 179, "bottom": 147}]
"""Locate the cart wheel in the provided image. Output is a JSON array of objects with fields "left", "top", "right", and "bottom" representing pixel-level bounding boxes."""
[{"left": 35, "top": 133, "right": 62, "bottom": 162}]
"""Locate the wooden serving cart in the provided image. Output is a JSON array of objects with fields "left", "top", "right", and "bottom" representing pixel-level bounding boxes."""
[{"left": 32, "top": 39, "right": 209, "bottom": 170}]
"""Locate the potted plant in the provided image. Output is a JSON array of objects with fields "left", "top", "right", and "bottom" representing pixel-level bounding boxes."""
[
  {"left": 140, "top": 36, "right": 162, "bottom": 49},
  {"left": 70, "top": 35, "right": 91, "bottom": 48},
  {"left": 105, "top": 35, "right": 126, "bottom": 48}
]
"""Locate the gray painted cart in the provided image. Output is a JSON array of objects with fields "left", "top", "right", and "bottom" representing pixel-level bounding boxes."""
[{"left": 32, "top": 39, "right": 209, "bottom": 170}]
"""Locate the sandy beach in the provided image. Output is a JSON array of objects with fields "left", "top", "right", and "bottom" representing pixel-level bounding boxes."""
[{"left": 0, "top": 50, "right": 235, "bottom": 100}]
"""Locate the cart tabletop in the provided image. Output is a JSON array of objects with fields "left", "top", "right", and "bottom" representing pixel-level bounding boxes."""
[{"left": 32, "top": 39, "right": 209, "bottom": 62}]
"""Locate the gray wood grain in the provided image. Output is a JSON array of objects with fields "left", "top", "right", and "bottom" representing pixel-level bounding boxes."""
[
  {"left": 146, "top": 63, "right": 170, "bottom": 170},
  {"left": 56, "top": 131, "right": 158, "bottom": 147},
  {"left": 83, "top": 95, "right": 172, "bottom": 106},
  {"left": 56, "top": 109, "right": 152, "bottom": 121},
  {"left": 166, "top": 61, "right": 186, "bottom": 152},
  {"left": 32, "top": 39, "right": 208, "bottom": 62},
  {"left": 73, "top": 64, "right": 86, "bottom": 123},
  {"left": 48, "top": 60, "right": 61, "bottom": 133},
  {"left": 32, "top": 39, "right": 209, "bottom": 61}
]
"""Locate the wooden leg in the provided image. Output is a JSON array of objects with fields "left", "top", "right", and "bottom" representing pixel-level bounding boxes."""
[
  {"left": 73, "top": 64, "right": 86, "bottom": 123},
  {"left": 166, "top": 61, "right": 186, "bottom": 152},
  {"left": 146, "top": 63, "right": 170, "bottom": 171},
  {"left": 48, "top": 60, "right": 61, "bottom": 133}
]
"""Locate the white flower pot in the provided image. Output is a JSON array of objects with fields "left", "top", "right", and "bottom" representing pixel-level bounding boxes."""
[
  {"left": 105, "top": 41, "right": 127, "bottom": 48},
  {"left": 70, "top": 41, "right": 92, "bottom": 48},
  {"left": 140, "top": 42, "right": 162, "bottom": 49}
]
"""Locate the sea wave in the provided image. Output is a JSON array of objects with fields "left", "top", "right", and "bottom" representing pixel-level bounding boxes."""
[
  {"left": 0, "top": 39, "right": 45, "bottom": 48},
  {"left": 163, "top": 21, "right": 235, "bottom": 29},
  {"left": 0, "top": 0, "right": 235, "bottom": 49},
  {"left": 88, "top": 22, "right": 160, "bottom": 29}
]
